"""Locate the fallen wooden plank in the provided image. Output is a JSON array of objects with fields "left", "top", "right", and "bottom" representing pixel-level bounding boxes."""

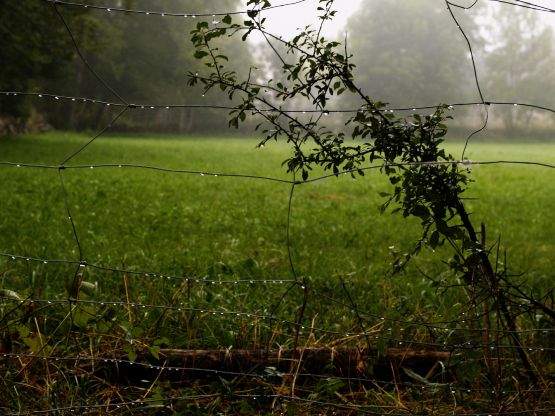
[{"left": 107, "top": 347, "right": 455, "bottom": 384}]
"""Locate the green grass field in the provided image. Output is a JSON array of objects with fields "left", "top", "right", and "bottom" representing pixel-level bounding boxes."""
[
  {"left": 2, "top": 133, "right": 554, "bottom": 289},
  {"left": 0, "top": 132, "right": 554, "bottom": 413}
]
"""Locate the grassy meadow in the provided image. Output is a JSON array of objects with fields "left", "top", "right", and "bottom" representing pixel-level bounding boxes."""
[{"left": 0, "top": 132, "right": 554, "bottom": 413}]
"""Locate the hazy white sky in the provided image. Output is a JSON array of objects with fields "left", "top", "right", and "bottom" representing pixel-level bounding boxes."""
[
  {"left": 246, "top": 0, "right": 364, "bottom": 41},
  {"left": 244, "top": 0, "right": 555, "bottom": 43}
]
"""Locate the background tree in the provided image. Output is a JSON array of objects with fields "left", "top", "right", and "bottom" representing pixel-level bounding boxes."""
[
  {"left": 481, "top": 3, "right": 555, "bottom": 132},
  {"left": 341, "top": 0, "right": 484, "bottom": 108},
  {"left": 2, "top": 0, "right": 255, "bottom": 134},
  {"left": 0, "top": 2, "right": 90, "bottom": 123},
  {"left": 48, "top": 0, "right": 255, "bottom": 133}
]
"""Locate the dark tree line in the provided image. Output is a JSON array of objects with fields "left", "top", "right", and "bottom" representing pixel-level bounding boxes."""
[
  {"left": 0, "top": 0, "right": 253, "bottom": 135},
  {"left": 1, "top": 0, "right": 554, "bottom": 136}
]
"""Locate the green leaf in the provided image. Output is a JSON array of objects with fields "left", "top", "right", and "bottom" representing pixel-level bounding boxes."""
[
  {"left": 149, "top": 345, "right": 161, "bottom": 360},
  {"left": 0, "top": 289, "right": 21, "bottom": 300},
  {"left": 154, "top": 337, "right": 169, "bottom": 347},
  {"left": 72, "top": 308, "right": 93, "bottom": 329},
  {"left": 24, "top": 332, "right": 46, "bottom": 354},
  {"left": 80, "top": 281, "right": 97, "bottom": 296},
  {"left": 194, "top": 50, "right": 209, "bottom": 59},
  {"left": 411, "top": 205, "right": 430, "bottom": 220},
  {"left": 402, "top": 367, "right": 431, "bottom": 384},
  {"left": 222, "top": 14, "right": 232, "bottom": 25},
  {"left": 403, "top": 367, "right": 449, "bottom": 394},
  {"left": 429, "top": 230, "right": 440, "bottom": 249}
]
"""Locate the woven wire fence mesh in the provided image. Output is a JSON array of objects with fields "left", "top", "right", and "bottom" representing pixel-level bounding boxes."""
[{"left": 0, "top": 0, "right": 554, "bottom": 414}]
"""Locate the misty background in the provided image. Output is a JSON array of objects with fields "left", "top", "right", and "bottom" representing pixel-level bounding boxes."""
[{"left": 1, "top": 0, "right": 554, "bottom": 138}]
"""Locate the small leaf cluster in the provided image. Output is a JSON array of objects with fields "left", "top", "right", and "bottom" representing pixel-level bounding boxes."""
[
  {"left": 187, "top": 0, "right": 544, "bottom": 302},
  {"left": 187, "top": 0, "right": 476, "bottom": 264}
]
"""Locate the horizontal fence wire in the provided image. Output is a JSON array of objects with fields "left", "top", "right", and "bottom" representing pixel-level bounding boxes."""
[
  {"left": 43, "top": 0, "right": 310, "bottom": 17},
  {"left": 4, "top": 90, "right": 555, "bottom": 115},
  {"left": 42, "top": 0, "right": 555, "bottom": 15},
  {"left": 1, "top": 294, "right": 554, "bottom": 341},
  {"left": 0, "top": 0, "right": 554, "bottom": 414}
]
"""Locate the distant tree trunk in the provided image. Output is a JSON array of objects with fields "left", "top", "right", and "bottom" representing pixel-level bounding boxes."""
[
  {"left": 179, "top": 109, "right": 193, "bottom": 134},
  {"left": 68, "top": 60, "right": 86, "bottom": 130}
]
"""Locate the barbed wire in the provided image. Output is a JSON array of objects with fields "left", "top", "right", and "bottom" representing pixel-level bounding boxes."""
[
  {"left": 1, "top": 249, "right": 553, "bottom": 336},
  {"left": 0, "top": 254, "right": 299, "bottom": 285},
  {"left": 2, "top": 385, "right": 554, "bottom": 416},
  {"left": 2, "top": 350, "right": 551, "bottom": 398},
  {"left": 1, "top": 296, "right": 553, "bottom": 346}
]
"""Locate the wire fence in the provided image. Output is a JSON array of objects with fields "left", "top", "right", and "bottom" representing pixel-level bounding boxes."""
[{"left": 1, "top": 0, "right": 554, "bottom": 414}]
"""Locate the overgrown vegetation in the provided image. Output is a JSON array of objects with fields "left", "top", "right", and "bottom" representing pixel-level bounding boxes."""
[{"left": 0, "top": 0, "right": 554, "bottom": 413}]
